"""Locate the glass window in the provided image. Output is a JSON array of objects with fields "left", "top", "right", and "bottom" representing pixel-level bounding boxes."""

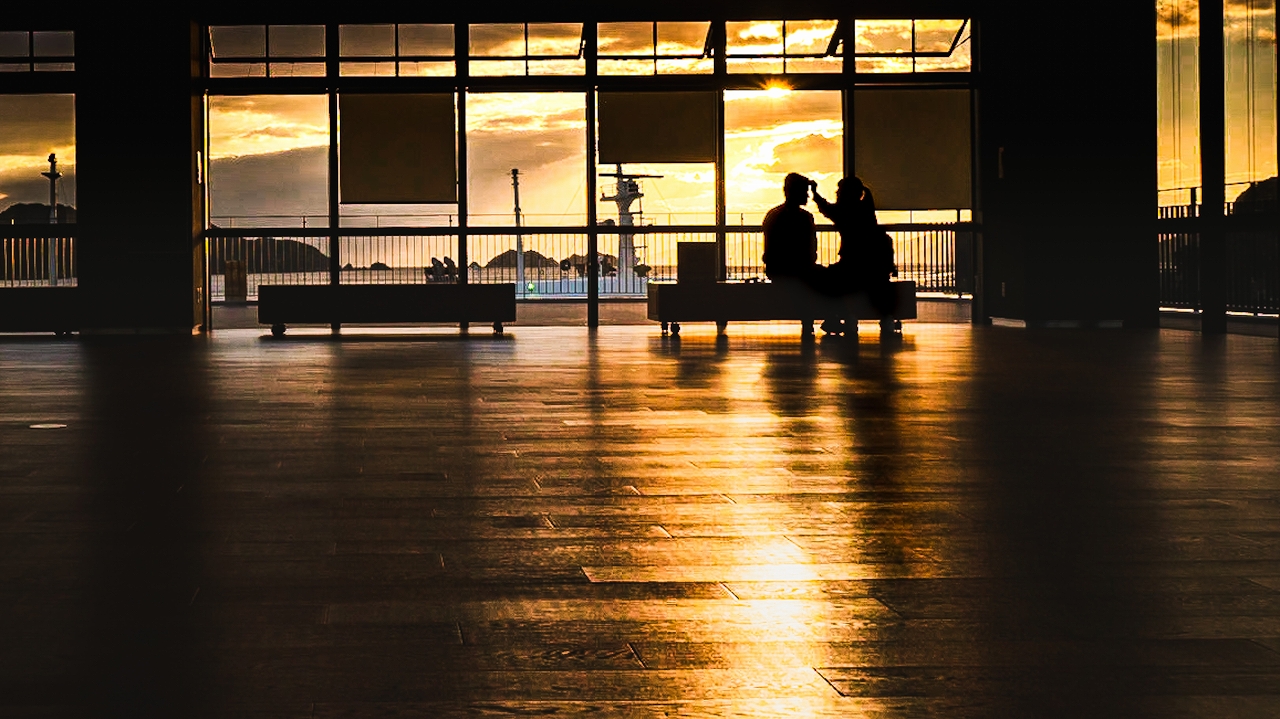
[
  {"left": 470, "top": 24, "right": 582, "bottom": 76},
  {"left": 724, "top": 89, "right": 843, "bottom": 224},
  {"left": 207, "top": 95, "right": 330, "bottom": 228},
  {"left": 1157, "top": 1, "right": 1201, "bottom": 207},
  {"left": 854, "top": 19, "right": 971, "bottom": 73},
  {"left": 269, "top": 25, "right": 325, "bottom": 58},
  {"left": 32, "top": 31, "right": 73, "bottom": 57},
  {"left": 0, "top": 30, "right": 75, "bottom": 72},
  {"left": 466, "top": 93, "right": 586, "bottom": 226},
  {"left": 0, "top": 94, "right": 76, "bottom": 220},
  {"left": 727, "top": 20, "right": 841, "bottom": 74},
  {"left": 340, "top": 25, "right": 395, "bottom": 57},
  {"left": 598, "top": 21, "right": 711, "bottom": 75}
]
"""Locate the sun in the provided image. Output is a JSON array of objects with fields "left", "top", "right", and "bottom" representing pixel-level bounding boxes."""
[{"left": 762, "top": 82, "right": 791, "bottom": 99}]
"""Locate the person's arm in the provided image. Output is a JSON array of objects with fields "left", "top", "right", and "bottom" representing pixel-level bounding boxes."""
[{"left": 812, "top": 193, "right": 834, "bottom": 220}]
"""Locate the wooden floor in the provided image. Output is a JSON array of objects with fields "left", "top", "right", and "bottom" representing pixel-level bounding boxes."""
[{"left": 2, "top": 324, "right": 1279, "bottom": 717}]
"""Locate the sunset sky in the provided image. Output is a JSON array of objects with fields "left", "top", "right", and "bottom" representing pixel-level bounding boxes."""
[{"left": 1, "top": 13, "right": 1275, "bottom": 220}]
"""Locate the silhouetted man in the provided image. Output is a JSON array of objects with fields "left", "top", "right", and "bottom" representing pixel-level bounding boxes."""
[
  {"left": 812, "top": 177, "right": 899, "bottom": 335},
  {"left": 762, "top": 173, "right": 818, "bottom": 283}
]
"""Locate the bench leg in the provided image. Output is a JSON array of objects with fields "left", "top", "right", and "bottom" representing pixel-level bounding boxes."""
[
  {"left": 661, "top": 321, "right": 669, "bottom": 336},
  {"left": 493, "top": 321, "right": 504, "bottom": 335},
  {"left": 715, "top": 320, "right": 727, "bottom": 335},
  {"left": 670, "top": 322, "right": 681, "bottom": 337}
]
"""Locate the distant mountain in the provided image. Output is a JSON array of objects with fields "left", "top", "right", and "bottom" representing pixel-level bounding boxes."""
[
  {"left": 0, "top": 203, "right": 76, "bottom": 225},
  {"left": 485, "top": 249, "right": 560, "bottom": 269},
  {"left": 207, "top": 236, "right": 329, "bottom": 274},
  {"left": 1232, "top": 177, "right": 1277, "bottom": 212}
]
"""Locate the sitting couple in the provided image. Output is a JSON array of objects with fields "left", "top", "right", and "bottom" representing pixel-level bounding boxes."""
[{"left": 761, "top": 172, "right": 900, "bottom": 336}]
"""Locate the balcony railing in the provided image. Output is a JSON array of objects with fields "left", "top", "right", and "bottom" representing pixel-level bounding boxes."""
[
  {"left": 1, "top": 227, "right": 77, "bottom": 287},
  {"left": 1158, "top": 230, "right": 1280, "bottom": 315},
  {"left": 203, "top": 223, "right": 971, "bottom": 302}
]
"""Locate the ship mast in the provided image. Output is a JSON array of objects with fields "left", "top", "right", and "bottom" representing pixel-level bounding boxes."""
[{"left": 599, "top": 164, "right": 661, "bottom": 285}]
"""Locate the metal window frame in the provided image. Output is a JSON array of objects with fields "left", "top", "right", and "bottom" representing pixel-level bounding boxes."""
[{"left": 198, "top": 17, "right": 978, "bottom": 328}]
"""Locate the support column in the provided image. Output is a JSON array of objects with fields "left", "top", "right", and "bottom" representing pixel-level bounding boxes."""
[
  {"left": 74, "top": 15, "right": 206, "bottom": 333},
  {"left": 585, "top": 22, "right": 599, "bottom": 328},
  {"left": 456, "top": 24, "right": 469, "bottom": 295},
  {"left": 1199, "top": 0, "right": 1227, "bottom": 334},
  {"left": 713, "top": 22, "right": 728, "bottom": 281}
]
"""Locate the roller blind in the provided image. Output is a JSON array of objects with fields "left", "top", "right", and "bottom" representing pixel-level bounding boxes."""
[
  {"left": 340, "top": 93, "right": 457, "bottom": 204},
  {"left": 598, "top": 91, "right": 718, "bottom": 164},
  {"left": 853, "top": 88, "right": 971, "bottom": 210}
]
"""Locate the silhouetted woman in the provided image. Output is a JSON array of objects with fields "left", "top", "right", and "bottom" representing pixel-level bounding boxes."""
[{"left": 811, "top": 177, "right": 899, "bottom": 334}]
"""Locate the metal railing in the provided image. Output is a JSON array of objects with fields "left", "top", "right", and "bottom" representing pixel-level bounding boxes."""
[
  {"left": 204, "top": 223, "right": 969, "bottom": 302},
  {"left": 1, "top": 228, "right": 77, "bottom": 287},
  {"left": 1157, "top": 230, "right": 1280, "bottom": 315}
]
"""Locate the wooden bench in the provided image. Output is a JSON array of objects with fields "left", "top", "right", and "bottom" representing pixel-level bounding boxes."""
[
  {"left": 647, "top": 280, "right": 917, "bottom": 336},
  {"left": 0, "top": 287, "right": 79, "bottom": 335},
  {"left": 259, "top": 284, "right": 516, "bottom": 336}
]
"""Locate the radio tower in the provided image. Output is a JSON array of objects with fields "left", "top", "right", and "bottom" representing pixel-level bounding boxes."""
[{"left": 41, "top": 154, "right": 61, "bottom": 286}]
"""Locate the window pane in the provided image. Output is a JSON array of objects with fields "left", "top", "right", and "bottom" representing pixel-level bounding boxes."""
[
  {"left": 340, "top": 25, "right": 395, "bottom": 57},
  {"left": 466, "top": 93, "right": 586, "bottom": 226},
  {"left": 341, "top": 61, "right": 396, "bottom": 77},
  {"left": 599, "top": 59, "right": 653, "bottom": 76},
  {"left": 470, "top": 24, "right": 524, "bottom": 57},
  {"left": 727, "top": 21, "right": 783, "bottom": 56},
  {"left": 207, "top": 95, "right": 329, "bottom": 228},
  {"left": 399, "top": 61, "right": 455, "bottom": 76},
  {"left": 1225, "top": 0, "right": 1277, "bottom": 203},
  {"left": 270, "top": 62, "right": 325, "bottom": 77},
  {"left": 1157, "top": 0, "right": 1201, "bottom": 205},
  {"left": 914, "top": 19, "right": 965, "bottom": 53},
  {"left": 657, "top": 22, "right": 710, "bottom": 57},
  {"left": 724, "top": 90, "right": 843, "bottom": 223},
  {"left": 0, "top": 32, "right": 27, "bottom": 57},
  {"left": 855, "top": 20, "right": 912, "bottom": 54},
  {"left": 211, "top": 63, "right": 266, "bottom": 78},
  {"left": 0, "top": 94, "right": 76, "bottom": 220},
  {"left": 210, "top": 26, "right": 264, "bottom": 58},
  {"left": 785, "top": 20, "right": 839, "bottom": 56},
  {"left": 269, "top": 26, "right": 325, "bottom": 58},
  {"left": 399, "top": 24, "right": 453, "bottom": 56},
  {"left": 527, "top": 23, "right": 581, "bottom": 57},
  {"left": 598, "top": 22, "right": 652, "bottom": 57},
  {"left": 32, "top": 31, "right": 73, "bottom": 57}
]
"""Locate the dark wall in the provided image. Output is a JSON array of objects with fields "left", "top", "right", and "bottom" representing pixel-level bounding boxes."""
[
  {"left": 977, "top": 3, "right": 1157, "bottom": 325},
  {"left": 74, "top": 15, "right": 205, "bottom": 333}
]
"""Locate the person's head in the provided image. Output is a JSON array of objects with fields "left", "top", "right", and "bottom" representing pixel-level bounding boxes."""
[
  {"left": 784, "top": 173, "right": 810, "bottom": 205},
  {"left": 837, "top": 176, "right": 867, "bottom": 203}
]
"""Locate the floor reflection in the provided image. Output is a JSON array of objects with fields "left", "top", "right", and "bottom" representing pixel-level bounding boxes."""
[{"left": 2, "top": 325, "right": 1279, "bottom": 716}]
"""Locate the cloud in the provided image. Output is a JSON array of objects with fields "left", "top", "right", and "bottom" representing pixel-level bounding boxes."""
[
  {"left": 208, "top": 146, "right": 328, "bottom": 220},
  {"left": 1159, "top": 0, "right": 1278, "bottom": 40},
  {"left": 0, "top": 95, "right": 75, "bottom": 157},
  {"left": 768, "top": 134, "right": 842, "bottom": 174},
  {"left": 209, "top": 95, "right": 329, "bottom": 158}
]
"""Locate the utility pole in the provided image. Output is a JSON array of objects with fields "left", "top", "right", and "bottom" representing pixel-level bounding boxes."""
[
  {"left": 512, "top": 168, "right": 524, "bottom": 294},
  {"left": 41, "top": 154, "right": 61, "bottom": 286}
]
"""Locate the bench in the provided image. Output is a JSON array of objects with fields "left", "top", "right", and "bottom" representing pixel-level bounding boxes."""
[
  {"left": 258, "top": 284, "right": 517, "bottom": 336},
  {"left": 646, "top": 280, "right": 917, "bottom": 336},
  {"left": 0, "top": 287, "right": 79, "bottom": 335}
]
